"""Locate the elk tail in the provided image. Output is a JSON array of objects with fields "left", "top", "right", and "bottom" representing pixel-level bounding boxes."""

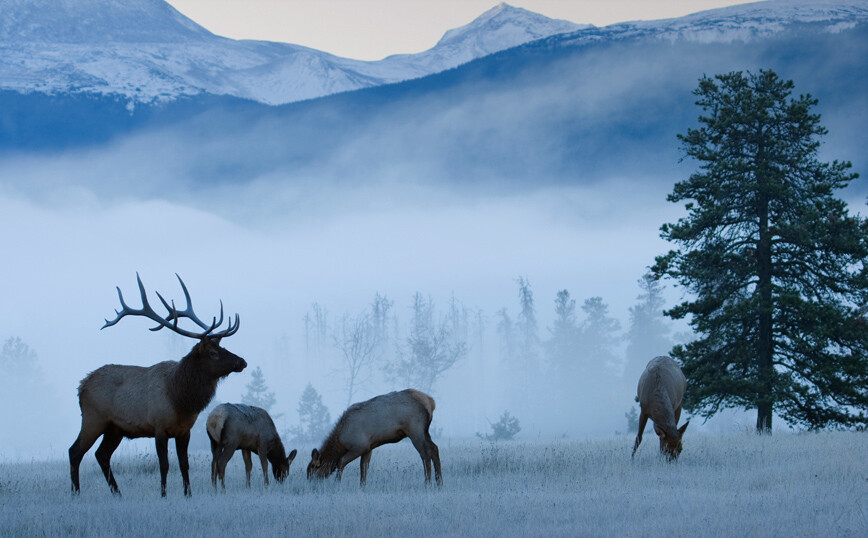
[
  {"left": 206, "top": 406, "right": 228, "bottom": 443},
  {"left": 407, "top": 389, "right": 436, "bottom": 418}
]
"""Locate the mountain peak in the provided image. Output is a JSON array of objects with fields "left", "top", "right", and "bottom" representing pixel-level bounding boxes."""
[{"left": 435, "top": 2, "right": 588, "bottom": 49}]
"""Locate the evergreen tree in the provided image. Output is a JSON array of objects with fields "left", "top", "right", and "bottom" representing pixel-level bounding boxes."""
[
  {"left": 546, "top": 289, "right": 580, "bottom": 377},
  {"left": 654, "top": 70, "right": 868, "bottom": 431},
  {"left": 241, "top": 366, "right": 277, "bottom": 413},
  {"left": 0, "top": 337, "right": 40, "bottom": 381},
  {"left": 516, "top": 276, "right": 540, "bottom": 366},
  {"left": 624, "top": 273, "right": 673, "bottom": 383},
  {"left": 291, "top": 383, "right": 332, "bottom": 444},
  {"left": 495, "top": 307, "right": 517, "bottom": 364},
  {"left": 477, "top": 410, "right": 521, "bottom": 442},
  {"left": 578, "top": 297, "right": 622, "bottom": 379}
]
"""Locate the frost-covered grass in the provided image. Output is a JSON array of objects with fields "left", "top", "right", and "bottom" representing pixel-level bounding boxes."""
[{"left": 1, "top": 432, "right": 866, "bottom": 537}]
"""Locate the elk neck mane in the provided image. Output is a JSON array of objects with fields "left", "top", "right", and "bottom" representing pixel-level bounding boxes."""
[
  {"left": 266, "top": 436, "right": 288, "bottom": 465},
  {"left": 316, "top": 403, "right": 362, "bottom": 468},
  {"left": 168, "top": 347, "right": 219, "bottom": 415}
]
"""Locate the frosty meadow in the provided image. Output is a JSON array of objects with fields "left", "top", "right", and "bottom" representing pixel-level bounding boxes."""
[{"left": 1, "top": 432, "right": 866, "bottom": 536}]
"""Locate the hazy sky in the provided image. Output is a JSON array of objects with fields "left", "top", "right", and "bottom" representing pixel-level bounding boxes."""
[{"left": 167, "top": 0, "right": 755, "bottom": 60}]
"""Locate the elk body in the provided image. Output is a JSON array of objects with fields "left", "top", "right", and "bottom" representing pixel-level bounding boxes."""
[
  {"left": 207, "top": 403, "right": 297, "bottom": 488},
  {"left": 69, "top": 274, "right": 247, "bottom": 497},
  {"left": 632, "top": 356, "right": 689, "bottom": 461},
  {"left": 307, "top": 389, "right": 442, "bottom": 486}
]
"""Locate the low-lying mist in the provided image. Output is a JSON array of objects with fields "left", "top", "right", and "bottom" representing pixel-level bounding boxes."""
[
  {"left": 0, "top": 152, "right": 708, "bottom": 460},
  {"left": 3, "top": 23, "right": 866, "bottom": 458}
]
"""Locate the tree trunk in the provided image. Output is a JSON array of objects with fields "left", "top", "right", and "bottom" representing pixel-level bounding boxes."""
[
  {"left": 755, "top": 154, "right": 775, "bottom": 434},
  {"left": 756, "top": 403, "right": 773, "bottom": 433}
]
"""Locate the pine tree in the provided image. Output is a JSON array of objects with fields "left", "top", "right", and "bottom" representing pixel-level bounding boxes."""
[
  {"left": 241, "top": 366, "right": 276, "bottom": 413},
  {"left": 577, "top": 297, "right": 622, "bottom": 382},
  {"left": 654, "top": 70, "right": 868, "bottom": 431},
  {"left": 516, "top": 276, "right": 540, "bottom": 366},
  {"left": 624, "top": 273, "right": 673, "bottom": 383},
  {"left": 291, "top": 383, "right": 332, "bottom": 443},
  {"left": 495, "top": 307, "right": 516, "bottom": 364},
  {"left": 546, "top": 289, "right": 580, "bottom": 377}
]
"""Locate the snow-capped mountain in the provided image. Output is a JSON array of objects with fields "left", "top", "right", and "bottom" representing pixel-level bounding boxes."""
[
  {"left": 0, "top": 0, "right": 584, "bottom": 106},
  {"left": 549, "top": 0, "right": 868, "bottom": 48}
]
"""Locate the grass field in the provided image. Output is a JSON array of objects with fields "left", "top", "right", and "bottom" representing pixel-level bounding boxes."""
[{"left": 1, "top": 431, "right": 865, "bottom": 537}]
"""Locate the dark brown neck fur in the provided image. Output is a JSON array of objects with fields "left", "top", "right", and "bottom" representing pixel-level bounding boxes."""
[
  {"left": 169, "top": 350, "right": 219, "bottom": 416},
  {"left": 267, "top": 438, "right": 288, "bottom": 466},
  {"left": 316, "top": 424, "right": 347, "bottom": 476}
]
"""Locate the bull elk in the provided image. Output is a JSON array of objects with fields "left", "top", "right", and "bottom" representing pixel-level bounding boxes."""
[
  {"left": 632, "top": 356, "right": 689, "bottom": 461},
  {"left": 206, "top": 403, "right": 297, "bottom": 489},
  {"left": 307, "top": 389, "right": 442, "bottom": 486},
  {"left": 69, "top": 274, "right": 247, "bottom": 497}
]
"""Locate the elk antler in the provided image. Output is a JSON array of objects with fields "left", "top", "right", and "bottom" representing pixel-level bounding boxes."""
[{"left": 102, "top": 273, "right": 240, "bottom": 339}]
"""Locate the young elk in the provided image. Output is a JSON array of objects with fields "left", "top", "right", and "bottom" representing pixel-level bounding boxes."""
[
  {"left": 632, "top": 356, "right": 690, "bottom": 461},
  {"left": 69, "top": 274, "right": 247, "bottom": 497},
  {"left": 207, "top": 403, "right": 297, "bottom": 489},
  {"left": 307, "top": 389, "right": 442, "bottom": 486}
]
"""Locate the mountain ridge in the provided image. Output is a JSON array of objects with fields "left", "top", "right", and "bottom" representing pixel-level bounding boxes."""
[{"left": 0, "top": 0, "right": 585, "bottom": 105}]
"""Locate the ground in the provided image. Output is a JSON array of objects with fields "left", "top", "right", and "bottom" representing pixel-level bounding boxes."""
[{"left": 0, "top": 432, "right": 865, "bottom": 536}]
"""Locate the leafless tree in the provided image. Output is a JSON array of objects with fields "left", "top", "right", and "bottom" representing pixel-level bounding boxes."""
[{"left": 333, "top": 311, "right": 381, "bottom": 406}]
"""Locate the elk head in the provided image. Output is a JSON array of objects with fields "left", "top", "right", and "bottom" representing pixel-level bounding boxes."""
[
  {"left": 655, "top": 421, "right": 689, "bottom": 461},
  {"left": 307, "top": 448, "right": 335, "bottom": 480},
  {"left": 102, "top": 272, "right": 247, "bottom": 377},
  {"left": 274, "top": 449, "right": 298, "bottom": 483}
]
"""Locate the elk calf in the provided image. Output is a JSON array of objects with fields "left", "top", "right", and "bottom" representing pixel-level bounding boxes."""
[
  {"left": 207, "top": 403, "right": 297, "bottom": 488},
  {"left": 307, "top": 389, "right": 441, "bottom": 486},
  {"left": 632, "top": 356, "right": 689, "bottom": 461},
  {"left": 69, "top": 274, "right": 247, "bottom": 497}
]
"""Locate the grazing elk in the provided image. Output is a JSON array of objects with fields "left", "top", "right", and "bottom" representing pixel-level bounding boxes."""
[
  {"left": 69, "top": 274, "right": 247, "bottom": 497},
  {"left": 207, "top": 403, "right": 297, "bottom": 489},
  {"left": 632, "top": 356, "right": 689, "bottom": 461},
  {"left": 307, "top": 389, "right": 442, "bottom": 486}
]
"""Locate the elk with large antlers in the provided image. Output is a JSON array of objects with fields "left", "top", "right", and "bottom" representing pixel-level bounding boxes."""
[{"left": 69, "top": 274, "right": 247, "bottom": 497}]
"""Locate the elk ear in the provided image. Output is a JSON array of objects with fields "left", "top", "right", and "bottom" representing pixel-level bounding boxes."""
[
  {"left": 678, "top": 420, "right": 690, "bottom": 436},
  {"left": 288, "top": 449, "right": 297, "bottom": 464},
  {"left": 311, "top": 448, "right": 319, "bottom": 461}
]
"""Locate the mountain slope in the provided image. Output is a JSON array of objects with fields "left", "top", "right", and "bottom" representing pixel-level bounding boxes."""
[
  {"left": 0, "top": 0, "right": 584, "bottom": 105},
  {"left": 3, "top": 0, "right": 865, "bottom": 205}
]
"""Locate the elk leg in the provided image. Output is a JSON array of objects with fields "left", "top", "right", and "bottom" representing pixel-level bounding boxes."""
[
  {"left": 155, "top": 433, "right": 170, "bottom": 497},
  {"left": 257, "top": 443, "right": 269, "bottom": 486},
  {"left": 175, "top": 431, "right": 192, "bottom": 497},
  {"left": 95, "top": 430, "right": 123, "bottom": 495},
  {"left": 427, "top": 435, "right": 442, "bottom": 486},
  {"left": 242, "top": 449, "right": 253, "bottom": 487},
  {"left": 216, "top": 444, "right": 237, "bottom": 490},
  {"left": 337, "top": 446, "right": 367, "bottom": 485},
  {"left": 69, "top": 424, "right": 105, "bottom": 494},
  {"left": 633, "top": 410, "right": 649, "bottom": 458},
  {"left": 409, "top": 432, "right": 432, "bottom": 483},
  {"left": 359, "top": 451, "right": 372, "bottom": 486},
  {"left": 210, "top": 437, "right": 220, "bottom": 488}
]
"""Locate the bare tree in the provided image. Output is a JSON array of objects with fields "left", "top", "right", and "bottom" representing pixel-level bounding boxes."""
[
  {"left": 304, "top": 302, "right": 329, "bottom": 358},
  {"left": 333, "top": 311, "right": 381, "bottom": 406},
  {"left": 386, "top": 293, "right": 467, "bottom": 393}
]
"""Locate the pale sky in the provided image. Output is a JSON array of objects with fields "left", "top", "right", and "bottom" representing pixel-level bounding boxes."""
[{"left": 167, "top": 0, "right": 757, "bottom": 60}]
